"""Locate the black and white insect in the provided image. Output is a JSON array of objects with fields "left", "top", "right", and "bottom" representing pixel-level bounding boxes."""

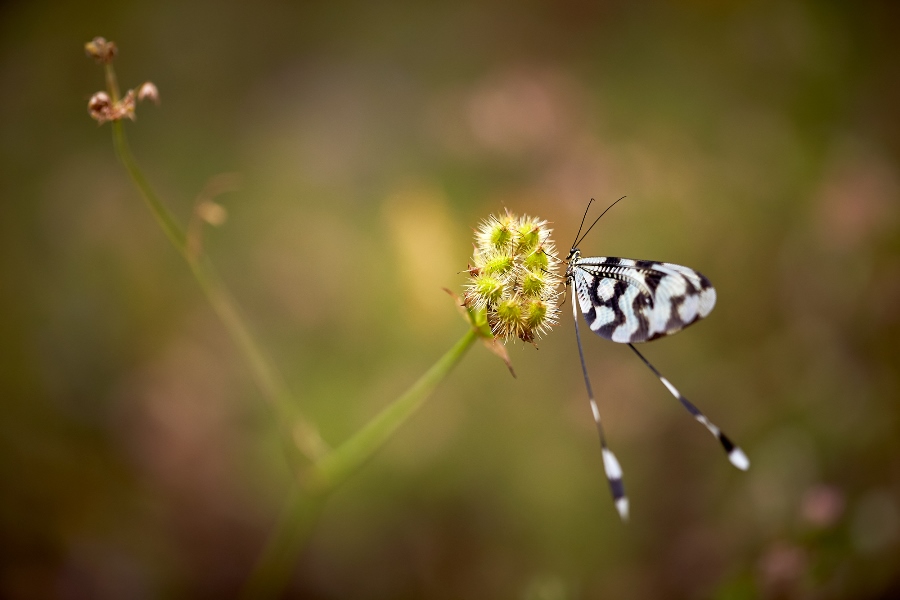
[{"left": 565, "top": 198, "right": 749, "bottom": 521}]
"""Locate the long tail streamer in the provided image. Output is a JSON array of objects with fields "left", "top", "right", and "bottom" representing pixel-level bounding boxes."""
[
  {"left": 627, "top": 343, "right": 750, "bottom": 471},
  {"left": 573, "top": 299, "right": 630, "bottom": 521}
]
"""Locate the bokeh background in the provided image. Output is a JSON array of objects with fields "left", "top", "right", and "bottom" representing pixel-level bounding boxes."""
[{"left": 2, "top": 1, "right": 900, "bottom": 598}]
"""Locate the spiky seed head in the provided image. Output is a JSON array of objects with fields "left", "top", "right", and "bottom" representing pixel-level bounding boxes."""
[
  {"left": 521, "top": 271, "right": 546, "bottom": 297},
  {"left": 492, "top": 297, "right": 532, "bottom": 341},
  {"left": 463, "top": 212, "right": 561, "bottom": 343},
  {"left": 523, "top": 247, "right": 550, "bottom": 272},
  {"left": 516, "top": 219, "right": 541, "bottom": 252},
  {"left": 481, "top": 252, "right": 515, "bottom": 277},
  {"left": 476, "top": 213, "right": 516, "bottom": 250},
  {"left": 524, "top": 298, "right": 556, "bottom": 338},
  {"left": 466, "top": 274, "right": 504, "bottom": 310}
]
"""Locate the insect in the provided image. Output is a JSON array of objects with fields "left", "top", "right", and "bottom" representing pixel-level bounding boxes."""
[{"left": 565, "top": 198, "right": 749, "bottom": 521}]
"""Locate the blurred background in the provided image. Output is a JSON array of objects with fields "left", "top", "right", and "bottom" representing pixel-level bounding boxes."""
[{"left": 2, "top": 0, "right": 900, "bottom": 598}]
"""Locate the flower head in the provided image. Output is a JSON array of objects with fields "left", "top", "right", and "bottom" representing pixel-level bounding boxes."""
[{"left": 464, "top": 212, "right": 561, "bottom": 343}]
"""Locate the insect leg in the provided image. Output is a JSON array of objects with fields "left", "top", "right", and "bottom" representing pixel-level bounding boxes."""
[
  {"left": 573, "top": 295, "right": 629, "bottom": 521},
  {"left": 627, "top": 343, "right": 750, "bottom": 471}
]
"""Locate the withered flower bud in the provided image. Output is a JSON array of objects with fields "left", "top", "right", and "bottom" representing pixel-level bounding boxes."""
[
  {"left": 84, "top": 37, "right": 118, "bottom": 64},
  {"left": 196, "top": 200, "right": 228, "bottom": 226},
  {"left": 137, "top": 82, "right": 160, "bottom": 104},
  {"left": 116, "top": 90, "right": 137, "bottom": 121},
  {"left": 88, "top": 91, "right": 112, "bottom": 123}
]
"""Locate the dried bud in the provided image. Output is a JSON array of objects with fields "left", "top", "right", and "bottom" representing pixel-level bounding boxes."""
[
  {"left": 196, "top": 200, "right": 228, "bottom": 226},
  {"left": 87, "top": 90, "right": 138, "bottom": 124},
  {"left": 87, "top": 91, "right": 112, "bottom": 123},
  {"left": 116, "top": 90, "right": 137, "bottom": 121},
  {"left": 137, "top": 82, "right": 160, "bottom": 104},
  {"left": 463, "top": 212, "right": 561, "bottom": 343},
  {"left": 85, "top": 37, "right": 117, "bottom": 64},
  {"left": 88, "top": 92, "right": 110, "bottom": 112}
]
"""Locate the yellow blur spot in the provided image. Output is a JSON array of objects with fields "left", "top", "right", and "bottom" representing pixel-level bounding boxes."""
[{"left": 382, "top": 184, "right": 459, "bottom": 329}]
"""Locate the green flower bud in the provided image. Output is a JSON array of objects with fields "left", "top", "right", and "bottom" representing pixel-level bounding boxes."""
[
  {"left": 521, "top": 271, "right": 546, "bottom": 297},
  {"left": 481, "top": 252, "right": 515, "bottom": 277},
  {"left": 473, "top": 274, "right": 504, "bottom": 306},
  {"left": 526, "top": 297, "right": 554, "bottom": 328},
  {"left": 516, "top": 220, "right": 541, "bottom": 252},
  {"left": 492, "top": 297, "right": 525, "bottom": 340},
  {"left": 523, "top": 247, "right": 549, "bottom": 272},
  {"left": 476, "top": 214, "right": 515, "bottom": 251}
]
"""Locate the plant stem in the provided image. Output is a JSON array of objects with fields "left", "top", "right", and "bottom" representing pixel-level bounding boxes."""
[
  {"left": 242, "top": 487, "right": 326, "bottom": 600},
  {"left": 104, "top": 63, "right": 120, "bottom": 103},
  {"left": 110, "top": 120, "right": 328, "bottom": 465},
  {"left": 314, "top": 327, "right": 479, "bottom": 490},
  {"left": 244, "top": 327, "right": 480, "bottom": 598}
]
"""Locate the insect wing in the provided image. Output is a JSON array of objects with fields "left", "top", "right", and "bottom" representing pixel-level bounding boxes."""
[{"left": 573, "top": 257, "right": 716, "bottom": 344}]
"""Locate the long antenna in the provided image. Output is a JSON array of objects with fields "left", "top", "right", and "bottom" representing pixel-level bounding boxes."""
[
  {"left": 570, "top": 198, "right": 595, "bottom": 250},
  {"left": 574, "top": 196, "right": 627, "bottom": 248}
]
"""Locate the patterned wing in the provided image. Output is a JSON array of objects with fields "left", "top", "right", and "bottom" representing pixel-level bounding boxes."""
[{"left": 572, "top": 256, "right": 716, "bottom": 344}]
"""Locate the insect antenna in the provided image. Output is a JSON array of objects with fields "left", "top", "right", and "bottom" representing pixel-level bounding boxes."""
[
  {"left": 627, "top": 343, "right": 750, "bottom": 471},
  {"left": 570, "top": 198, "right": 595, "bottom": 250},
  {"left": 572, "top": 297, "right": 629, "bottom": 521},
  {"left": 574, "top": 196, "right": 628, "bottom": 248}
]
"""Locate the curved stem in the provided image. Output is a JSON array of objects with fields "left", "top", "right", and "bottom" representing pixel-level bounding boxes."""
[
  {"left": 314, "top": 327, "right": 479, "bottom": 490},
  {"left": 110, "top": 120, "right": 328, "bottom": 465},
  {"left": 244, "top": 327, "right": 480, "bottom": 598},
  {"left": 242, "top": 487, "right": 326, "bottom": 600}
]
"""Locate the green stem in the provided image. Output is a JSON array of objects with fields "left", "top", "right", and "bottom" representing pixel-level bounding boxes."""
[
  {"left": 314, "top": 327, "right": 479, "bottom": 489},
  {"left": 244, "top": 327, "right": 480, "bottom": 598},
  {"left": 104, "top": 63, "right": 120, "bottom": 102},
  {"left": 110, "top": 120, "right": 328, "bottom": 464},
  {"left": 111, "top": 122, "right": 185, "bottom": 250},
  {"left": 242, "top": 487, "right": 326, "bottom": 600}
]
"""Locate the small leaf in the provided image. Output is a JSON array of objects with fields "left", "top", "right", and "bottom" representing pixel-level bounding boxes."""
[{"left": 482, "top": 337, "right": 516, "bottom": 378}]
